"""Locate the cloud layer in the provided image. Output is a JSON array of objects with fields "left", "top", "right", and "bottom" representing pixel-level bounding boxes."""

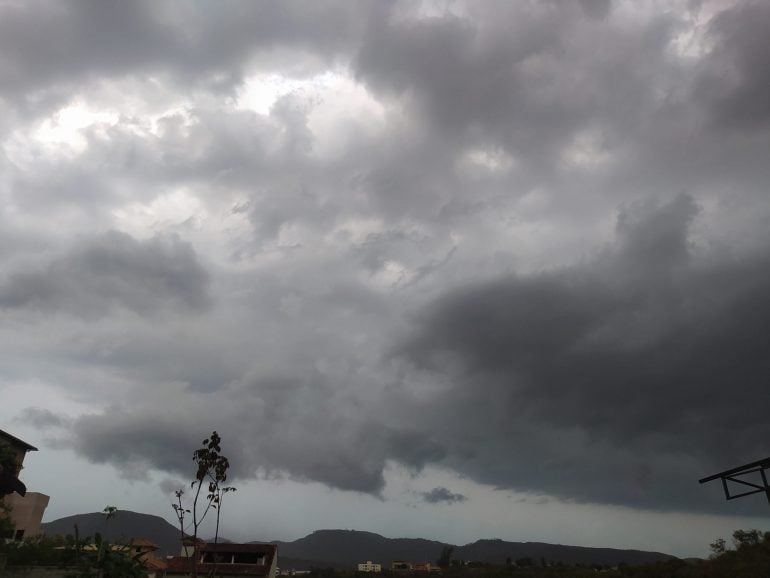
[{"left": 2, "top": 0, "right": 770, "bottom": 524}]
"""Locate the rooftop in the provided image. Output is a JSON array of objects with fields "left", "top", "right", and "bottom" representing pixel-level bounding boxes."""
[{"left": 0, "top": 429, "right": 38, "bottom": 452}]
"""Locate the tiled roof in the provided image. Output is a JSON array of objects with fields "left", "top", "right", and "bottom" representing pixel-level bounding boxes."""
[
  {"left": 131, "top": 538, "right": 159, "bottom": 548},
  {"left": 144, "top": 557, "right": 168, "bottom": 570}
]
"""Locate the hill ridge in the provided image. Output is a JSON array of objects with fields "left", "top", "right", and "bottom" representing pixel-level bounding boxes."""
[{"left": 42, "top": 511, "right": 676, "bottom": 568}]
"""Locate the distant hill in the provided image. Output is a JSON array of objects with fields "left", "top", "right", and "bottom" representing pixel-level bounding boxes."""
[
  {"left": 42, "top": 511, "right": 182, "bottom": 558},
  {"left": 267, "top": 530, "right": 446, "bottom": 568},
  {"left": 267, "top": 529, "right": 677, "bottom": 569},
  {"left": 42, "top": 512, "right": 677, "bottom": 568},
  {"left": 454, "top": 538, "right": 675, "bottom": 567}
]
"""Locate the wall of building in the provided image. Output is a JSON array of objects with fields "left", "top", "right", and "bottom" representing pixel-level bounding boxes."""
[{"left": 4, "top": 492, "right": 50, "bottom": 540}]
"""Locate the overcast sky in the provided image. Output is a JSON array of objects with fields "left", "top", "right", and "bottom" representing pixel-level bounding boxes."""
[{"left": 2, "top": 0, "right": 770, "bottom": 558}]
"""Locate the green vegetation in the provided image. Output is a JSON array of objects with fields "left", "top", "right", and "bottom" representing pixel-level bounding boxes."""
[
  {"left": 0, "top": 508, "right": 147, "bottom": 577},
  {"left": 0, "top": 441, "right": 18, "bottom": 539}
]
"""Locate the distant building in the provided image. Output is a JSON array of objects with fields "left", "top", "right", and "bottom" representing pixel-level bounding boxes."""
[
  {"left": 357, "top": 560, "right": 382, "bottom": 572},
  {"left": 167, "top": 542, "right": 278, "bottom": 578},
  {"left": 391, "top": 560, "right": 436, "bottom": 573},
  {"left": 130, "top": 538, "right": 167, "bottom": 578},
  {"left": 180, "top": 535, "right": 206, "bottom": 557},
  {"left": 0, "top": 429, "right": 49, "bottom": 541}
]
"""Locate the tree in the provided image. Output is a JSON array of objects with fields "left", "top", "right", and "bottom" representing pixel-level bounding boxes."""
[
  {"left": 437, "top": 545, "right": 454, "bottom": 568},
  {"left": 709, "top": 537, "right": 726, "bottom": 557},
  {"left": 0, "top": 442, "right": 18, "bottom": 540},
  {"left": 733, "top": 529, "right": 763, "bottom": 549},
  {"left": 65, "top": 507, "right": 146, "bottom": 578},
  {"left": 172, "top": 431, "right": 236, "bottom": 578}
]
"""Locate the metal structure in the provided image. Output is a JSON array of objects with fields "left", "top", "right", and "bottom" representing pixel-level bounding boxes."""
[{"left": 699, "top": 457, "right": 770, "bottom": 507}]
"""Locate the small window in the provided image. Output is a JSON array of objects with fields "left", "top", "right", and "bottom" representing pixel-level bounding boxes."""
[
  {"left": 233, "top": 552, "right": 265, "bottom": 564},
  {"left": 14, "top": 529, "right": 25, "bottom": 541}
]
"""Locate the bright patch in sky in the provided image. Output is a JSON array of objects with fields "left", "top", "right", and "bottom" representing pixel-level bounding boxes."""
[
  {"left": 236, "top": 73, "right": 335, "bottom": 115},
  {"left": 33, "top": 104, "right": 119, "bottom": 153},
  {"left": 112, "top": 188, "right": 208, "bottom": 238}
]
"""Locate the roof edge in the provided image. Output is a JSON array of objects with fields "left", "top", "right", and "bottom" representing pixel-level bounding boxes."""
[{"left": 0, "top": 429, "right": 38, "bottom": 452}]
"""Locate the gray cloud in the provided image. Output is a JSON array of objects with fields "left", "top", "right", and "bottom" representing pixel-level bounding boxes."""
[
  {"left": 15, "top": 407, "right": 72, "bottom": 430},
  {"left": 0, "top": 1, "right": 365, "bottom": 115},
  {"left": 60, "top": 197, "right": 770, "bottom": 513},
  {"left": 0, "top": 231, "right": 211, "bottom": 318},
  {"left": 698, "top": 1, "right": 770, "bottom": 130},
  {"left": 400, "top": 195, "right": 770, "bottom": 512},
  {"left": 420, "top": 487, "right": 468, "bottom": 505},
  {"left": 1, "top": 0, "right": 770, "bottom": 535}
]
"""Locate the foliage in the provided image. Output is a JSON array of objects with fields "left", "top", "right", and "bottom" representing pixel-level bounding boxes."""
[
  {"left": 0, "top": 534, "right": 74, "bottom": 565},
  {"left": 0, "top": 442, "right": 16, "bottom": 472},
  {"left": 437, "top": 545, "right": 454, "bottom": 568},
  {"left": 64, "top": 532, "right": 147, "bottom": 578},
  {"left": 0, "top": 441, "right": 18, "bottom": 539},
  {"left": 0, "top": 498, "right": 13, "bottom": 540},
  {"left": 709, "top": 537, "right": 726, "bottom": 557},
  {"left": 0, "top": 510, "right": 146, "bottom": 577},
  {"left": 172, "top": 430, "right": 236, "bottom": 578},
  {"left": 64, "top": 506, "right": 147, "bottom": 578}
]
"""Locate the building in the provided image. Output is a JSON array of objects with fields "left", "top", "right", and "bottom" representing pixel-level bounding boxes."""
[
  {"left": 0, "top": 429, "right": 50, "bottom": 541},
  {"left": 180, "top": 535, "right": 206, "bottom": 557},
  {"left": 3, "top": 492, "right": 50, "bottom": 541},
  {"left": 391, "top": 561, "right": 436, "bottom": 573},
  {"left": 130, "top": 538, "right": 168, "bottom": 578},
  {"left": 167, "top": 542, "right": 278, "bottom": 578},
  {"left": 75, "top": 539, "right": 167, "bottom": 578},
  {"left": 357, "top": 560, "right": 382, "bottom": 572}
]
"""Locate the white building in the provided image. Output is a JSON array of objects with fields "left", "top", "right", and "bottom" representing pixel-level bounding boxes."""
[{"left": 357, "top": 561, "right": 382, "bottom": 572}]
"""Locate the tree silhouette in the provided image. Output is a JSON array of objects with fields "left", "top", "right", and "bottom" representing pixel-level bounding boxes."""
[{"left": 172, "top": 431, "right": 236, "bottom": 578}]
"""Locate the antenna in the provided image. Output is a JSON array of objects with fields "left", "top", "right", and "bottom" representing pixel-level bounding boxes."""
[{"left": 699, "top": 457, "right": 770, "bottom": 507}]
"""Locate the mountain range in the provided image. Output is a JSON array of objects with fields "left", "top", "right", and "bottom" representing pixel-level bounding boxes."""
[{"left": 42, "top": 511, "right": 676, "bottom": 568}]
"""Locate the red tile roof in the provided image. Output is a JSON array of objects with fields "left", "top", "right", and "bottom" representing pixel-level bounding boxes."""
[
  {"left": 132, "top": 538, "right": 159, "bottom": 549},
  {"left": 144, "top": 557, "right": 168, "bottom": 571}
]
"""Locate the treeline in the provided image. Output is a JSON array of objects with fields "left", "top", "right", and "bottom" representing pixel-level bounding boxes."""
[{"left": 307, "top": 529, "right": 770, "bottom": 578}]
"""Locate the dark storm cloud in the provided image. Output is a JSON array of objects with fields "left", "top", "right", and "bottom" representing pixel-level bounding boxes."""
[
  {"left": 399, "top": 195, "right": 770, "bottom": 512},
  {"left": 0, "top": 231, "right": 210, "bottom": 317},
  {"left": 698, "top": 1, "right": 770, "bottom": 130},
  {"left": 15, "top": 407, "right": 72, "bottom": 430},
  {"left": 72, "top": 411, "right": 211, "bottom": 481},
  {"left": 0, "top": 0, "right": 364, "bottom": 111},
  {"left": 353, "top": 1, "right": 680, "bottom": 167},
  {"left": 420, "top": 487, "right": 468, "bottom": 505},
  {"left": 67, "top": 374, "right": 395, "bottom": 492},
  {"left": 62, "top": 197, "right": 770, "bottom": 513},
  {"left": 5, "top": 0, "right": 770, "bottom": 526}
]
